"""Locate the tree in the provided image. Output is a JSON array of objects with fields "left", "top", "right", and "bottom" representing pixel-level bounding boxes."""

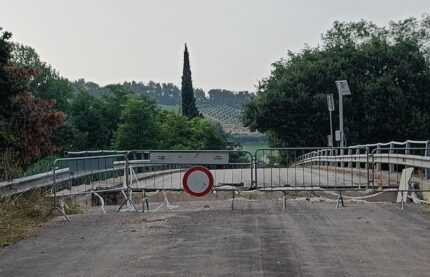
[
  {"left": 158, "top": 111, "right": 230, "bottom": 150},
  {"left": 69, "top": 89, "right": 109, "bottom": 149},
  {"left": 12, "top": 44, "right": 74, "bottom": 113},
  {"left": 181, "top": 44, "right": 200, "bottom": 118},
  {"left": 113, "top": 97, "right": 161, "bottom": 150},
  {"left": 0, "top": 28, "right": 64, "bottom": 171},
  {"left": 9, "top": 92, "right": 64, "bottom": 164},
  {"left": 242, "top": 16, "right": 430, "bottom": 147}
]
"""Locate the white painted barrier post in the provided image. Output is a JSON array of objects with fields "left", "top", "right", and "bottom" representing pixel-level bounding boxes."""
[
  {"left": 355, "top": 148, "right": 361, "bottom": 169},
  {"left": 348, "top": 148, "right": 353, "bottom": 168},
  {"left": 389, "top": 143, "right": 395, "bottom": 173},
  {"left": 376, "top": 144, "right": 381, "bottom": 171}
]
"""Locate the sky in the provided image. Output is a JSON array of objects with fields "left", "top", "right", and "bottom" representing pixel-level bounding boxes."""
[{"left": 1, "top": 0, "right": 429, "bottom": 92}]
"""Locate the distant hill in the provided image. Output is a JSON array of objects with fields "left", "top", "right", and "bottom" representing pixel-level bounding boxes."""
[
  {"left": 73, "top": 79, "right": 252, "bottom": 109},
  {"left": 73, "top": 79, "right": 256, "bottom": 135}
]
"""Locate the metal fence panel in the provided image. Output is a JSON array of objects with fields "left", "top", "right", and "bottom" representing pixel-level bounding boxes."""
[
  {"left": 126, "top": 150, "right": 254, "bottom": 191},
  {"left": 254, "top": 147, "right": 370, "bottom": 190},
  {"left": 53, "top": 154, "right": 127, "bottom": 200}
]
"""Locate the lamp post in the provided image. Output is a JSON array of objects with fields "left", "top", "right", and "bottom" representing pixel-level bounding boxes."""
[
  {"left": 327, "top": 94, "right": 334, "bottom": 147},
  {"left": 335, "top": 80, "right": 351, "bottom": 148}
]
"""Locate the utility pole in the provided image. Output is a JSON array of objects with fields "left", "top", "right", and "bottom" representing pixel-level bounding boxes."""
[
  {"left": 335, "top": 80, "right": 351, "bottom": 148},
  {"left": 327, "top": 94, "right": 334, "bottom": 147}
]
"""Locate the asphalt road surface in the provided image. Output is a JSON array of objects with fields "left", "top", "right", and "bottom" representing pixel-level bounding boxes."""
[{"left": 1, "top": 200, "right": 430, "bottom": 276}]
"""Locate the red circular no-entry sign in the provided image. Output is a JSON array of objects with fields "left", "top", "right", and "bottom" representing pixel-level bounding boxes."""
[{"left": 182, "top": 166, "right": 214, "bottom": 197}]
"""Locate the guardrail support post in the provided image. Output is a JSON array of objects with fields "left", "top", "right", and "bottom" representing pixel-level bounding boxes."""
[
  {"left": 348, "top": 148, "right": 353, "bottom": 168},
  {"left": 376, "top": 144, "right": 381, "bottom": 171},
  {"left": 389, "top": 143, "right": 396, "bottom": 173},
  {"left": 365, "top": 146, "right": 369, "bottom": 170},
  {"left": 355, "top": 148, "right": 360, "bottom": 169}
]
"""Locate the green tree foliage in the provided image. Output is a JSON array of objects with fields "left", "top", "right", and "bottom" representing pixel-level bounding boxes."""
[
  {"left": 242, "top": 16, "right": 430, "bottom": 147},
  {"left": 159, "top": 111, "right": 229, "bottom": 150},
  {"left": 113, "top": 96, "right": 230, "bottom": 151},
  {"left": 181, "top": 44, "right": 200, "bottom": 119},
  {"left": 0, "top": 29, "right": 64, "bottom": 177},
  {"left": 69, "top": 89, "right": 109, "bottom": 149},
  {"left": 12, "top": 44, "right": 74, "bottom": 112},
  {"left": 113, "top": 97, "right": 161, "bottom": 150}
]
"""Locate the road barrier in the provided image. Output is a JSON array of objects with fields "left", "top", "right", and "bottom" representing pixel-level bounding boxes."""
[
  {"left": 255, "top": 147, "right": 371, "bottom": 190},
  {"left": 3, "top": 142, "right": 430, "bottom": 219},
  {"left": 126, "top": 150, "right": 254, "bottom": 192}
]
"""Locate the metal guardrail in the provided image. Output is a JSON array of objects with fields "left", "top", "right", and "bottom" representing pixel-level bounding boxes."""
[
  {"left": 295, "top": 140, "right": 430, "bottom": 182},
  {"left": 0, "top": 168, "right": 68, "bottom": 197},
  {"left": 255, "top": 147, "right": 371, "bottom": 189}
]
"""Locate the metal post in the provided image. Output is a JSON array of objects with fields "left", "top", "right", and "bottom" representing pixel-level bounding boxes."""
[
  {"left": 348, "top": 148, "right": 352, "bottom": 168},
  {"left": 327, "top": 94, "right": 335, "bottom": 147},
  {"left": 329, "top": 110, "right": 333, "bottom": 147},
  {"left": 355, "top": 148, "right": 360, "bottom": 170},
  {"left": 405, "top": 141, "right": 410, "bottom": 155},
  {"left": 426, "top": 140, "right": 430, "bottom": 180},
  {"left": 389, "top": 143, "right": 395, "bottom": 173},
  {"left": 336, "top": 191, "right": 344, "bottom": 210},
  {"left": 376, "top": 144, "right": 381, "bottom": 171},
  {"left": 53, "top": 163, "right": 57, "bottom": 207},
  {"left": 339, "top": 93, "right": 344, "bottom": 148},
  {"left": 283, "top": 192, "right": 286, "bottom": 209}
]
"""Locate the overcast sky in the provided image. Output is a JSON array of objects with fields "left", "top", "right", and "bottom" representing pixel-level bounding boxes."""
[{"left": 1, "top": 0, "right": 429, "bottom": 92}]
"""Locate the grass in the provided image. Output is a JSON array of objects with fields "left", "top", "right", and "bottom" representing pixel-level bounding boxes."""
[{"left": 0, "top": 189, "right": 81, "bottom": 247}]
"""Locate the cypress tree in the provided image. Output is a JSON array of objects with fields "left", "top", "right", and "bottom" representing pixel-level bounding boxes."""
[{"left": 181, "top": 44, "right": 199, "bottom": 119}]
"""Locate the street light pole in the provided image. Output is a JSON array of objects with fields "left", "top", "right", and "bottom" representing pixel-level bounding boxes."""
[
  {"left": 329, "top": 109, "right": 333, "bottom": 146},
  {"left": 339, "top": 92, "right": 344, "bottom": 148},
  {"left": 327, "top": 94, "right": 334, "bottom": 147}
]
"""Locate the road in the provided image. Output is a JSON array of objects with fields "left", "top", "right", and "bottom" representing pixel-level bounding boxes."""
[{"left": 1, "top": 200, "right": 430, "bottom": 276}]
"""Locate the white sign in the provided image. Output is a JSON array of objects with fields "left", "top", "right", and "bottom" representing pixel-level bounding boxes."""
[
  {"left": 335, "top": 130, "right": 341, "bottom": 142},
  {"left": 150, "top": 151, "right": 229, "bottom": 164}
]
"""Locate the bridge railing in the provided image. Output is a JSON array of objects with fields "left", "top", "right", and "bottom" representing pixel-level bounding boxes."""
[
  {"left": 255, "top": 147, "right": 370, "bottom": 190},
  {"left": 370, "top": 147, "right": 430, "bottom": 187},
  {"left": 294, "top": 140, "right": 430, "bottom": 189}
]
